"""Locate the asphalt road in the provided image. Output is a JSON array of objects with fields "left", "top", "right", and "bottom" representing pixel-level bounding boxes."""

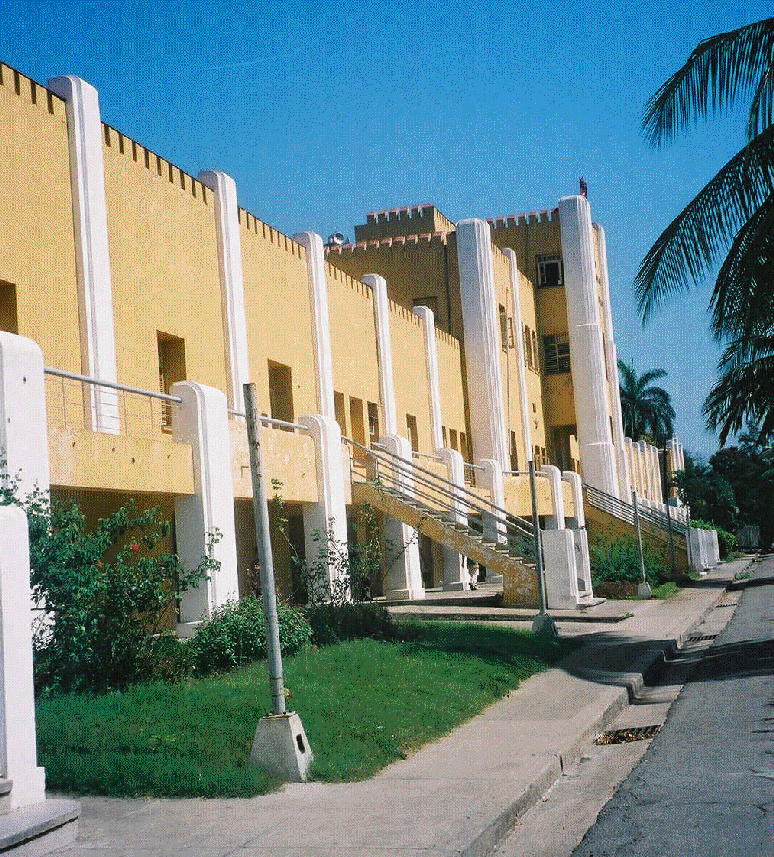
[{"left": 571, "top": 558, "right": 774, "bottom": 857}]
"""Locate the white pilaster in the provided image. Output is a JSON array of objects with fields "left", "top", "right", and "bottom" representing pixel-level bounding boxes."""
[
  {"left": 381, "top": 434, "right": 424, "bottom": 600},
  {"left": 0, "top": 333, "right": 50, "bottom": 500},
  {"left": 295, "top": 233, "right": 335, "bottom": 419},
  {"left": 199, "top": 171, "right": 250, "bottom": 414},
  {"left": 594, "top": 224, "right": 631, "bottom": 498},
  {"left": 172, "top": 381, "right": 239, "bottom": 623},
  {"left": 559, "top": 196, "right": 617, "bottom": 496},
  {"left": 455, "top": 219, "right": 508, "bottom": 469},
  {"left": 0, "top": 506, "right": 46, "bottom": 809},
  {"left": 479, "top": 458, "right": 506, "bottom": 547},
  {"left": 503, "top": 249, "right": 532, "bottom": 463},
  {"left": 561, "top": 469, "right": 585, "bottom": 528},
  {"left": 638, "top": 440, "right": 653, "bottom": 505},
  {"left": 299, "top": 414, "right": 348, "bottom": 595},
  {"left": 363, "top": 274, "right": 398, "bottom": 435},
  {"left": 437, "top": 447, "right": 468, "bottom": 590},
  {"left": 541, "top": 464, "right": 566, "bottom": 530},
  {"left": 562, "top": 469, "right": 593, "bottom": 598},
  {"left": 47, "top": 75, "right": 118, "bottom": 434},
  {"left": 412, "top": 305, "right": 444, "bottom": 451}
]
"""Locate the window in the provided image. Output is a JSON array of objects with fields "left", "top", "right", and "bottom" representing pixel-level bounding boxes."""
[
  {"left": 510, "top": 431, "right": 519, "bottom": 472},
  {"left": 531, "top": 330, "right": 539, "bottom": 370},
  {"left": 158, "top": 332, "right": 186, "bottom": 431},
  {"left": 441, "top": 425, "right": 448, "bottom": 446},
  {"left": 367, "top": 402, "right": 379, "bottom": 445},
  {"left": 536, "top": 255, "right": 563, "bottom": 288},
  {"left": 449, "top": 428, "right": 458, "bottom": 451},
  {"left": 349, "top": 396, "right": 366, "bottom": 461},
  {"left": 552, "top": 425, "right": 576, "bottom": 473},
  {"left": 267, "top": 360, "right": 294, "bottom": 427},
  {"left": 334, "top": 390, "right": 347, "bottom": 435},
  {"left": 499, "top": 304, "right": 508, "bottom": 351},
  {"left": 542, "top": 333, "right": 571, "bottom": 375},
  {"left": 460, "top": 432, "right": 468, "bottom": 462},
  {"left": 406, "top": 414, "right": 418, "bottom": 452},
  {"left": 0, "top": 282, "right": 18, "bottom": 334}
]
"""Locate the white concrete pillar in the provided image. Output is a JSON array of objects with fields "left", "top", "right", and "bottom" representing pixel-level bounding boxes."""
[
  {"left": 503, "top": 248, "right": 532, "bottom": 466},
  {"left": 649, "top": 443, "right": 663, "bottom": 505},
  {"left": 637, "top": 440, "right": 650, "bottom": 503},
  {"left": 559, "top": 196, "right": 617, "bottom": 496},
  {"left": 478, "top": 458, "right": 506, "bottom": 545},
  {"left": 199, "top": 171, "right": 250, "bottom": 414},
  {"left": 594, "top": 224, "right": 631, "bottom": 498},
  {"left": 562, "top": 469, "right": 593, "bottom": 598},
  {"left": 295, "top": 232, "right": 335, "bottom": 419},
  {"left": 0, "top": 333, "right": 50, "bottom": 501},
  {"left": 0, "top": 506, "right": 46, "bottom": 810},
  {"left": 455, "top": 219, "right": 508, "bottom": 469},
  {"left": 172, "top": 381, "right": 239, "bottom": 624},
  {"left": 540, "top": 464, "right": 565, "bottom": 530},
  {"left": 437, "top": 447, "right": 468, "bottom": 590},
  {"left": 363, "top": 274, "right": 398, "bottom": 435},
  {"left": 381, "top": 434, "right": 424, "bottom": 600},
  {"left": 299, "top": 414, "right": 348, "bottom": 596},
  {"left": 47, "top": 75, "right": 119, "bottom": 434},
  {"left": 412, "top": 305, "right": 444, "bottom": 451}
]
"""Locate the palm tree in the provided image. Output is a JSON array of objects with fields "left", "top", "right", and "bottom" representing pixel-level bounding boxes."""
[
  {"left": 635, "top": 17, "right": 774, "bottom": 442},
  {"left": 618, "top": 360, "right": 676, "bottom": 444}
]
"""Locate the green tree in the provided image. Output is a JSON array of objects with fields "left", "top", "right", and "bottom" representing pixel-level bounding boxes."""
[
  {"left": 618, "top": 359, "right": 676, "bottom": 444},
  {"left": 636, "top": 18, "right": 774, "bottom": 441}
]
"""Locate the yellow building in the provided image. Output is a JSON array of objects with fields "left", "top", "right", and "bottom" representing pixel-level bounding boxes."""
[{"left": 0, "top": 63, "right": 692, "bottom": 623}]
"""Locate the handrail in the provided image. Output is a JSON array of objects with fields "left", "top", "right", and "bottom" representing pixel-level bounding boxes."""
[
  {"left": 412, "top": 450, "right": 443, "bottom": 462},
  {"left": 343, "top": 435, "right": 534, "bottom": 537},
  {"left": 44, "top": 367, "right": 182, "bottom": 403},
  {"left": 583, "top": 482, "right": 687, "bottom": 535},
  {"left": 228, "top": 409, "right": 306, "bottom": 432}
]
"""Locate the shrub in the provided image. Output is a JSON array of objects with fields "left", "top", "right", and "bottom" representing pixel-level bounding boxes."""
[
  {"left": 306, "top": 602, "right": 396, "bottom": 646},
  {"left": 10, "top": 487, "right": 217, "bottom": 693},
  {"left": 189, "top": 596, "right": 311, "bottom": 676},
  {"left": 136, "top": 633, "right": 194, "bottom": 684},
  {"left": 589, "top": 535, "right": 666, "bottom": 587}
]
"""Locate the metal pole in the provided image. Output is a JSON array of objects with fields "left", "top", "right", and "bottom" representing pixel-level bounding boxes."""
[
  {"left": 632, "top": 489, "right": 652, "bottom": 599},
  {"left": 661, "top": 446, "right": 676, "bottom": 578},
  {"left": 529, "top": 461, "right": 556, "bottom": 634},
  {"left": 244, "top": 382, "right": 286, "bottom": 716}
]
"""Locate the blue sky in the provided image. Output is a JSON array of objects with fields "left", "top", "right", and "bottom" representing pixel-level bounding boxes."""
[{"left": 2, "top": 0, "right": 770, "bottom": 459}]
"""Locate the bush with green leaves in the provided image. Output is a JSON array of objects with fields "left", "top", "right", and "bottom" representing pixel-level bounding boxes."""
[
  {"left": 305, "top": 602, "right": 396, "bottom": 646},
  {"left": 589, "top": 535, "right": 667, "bottom": 588},
  {"left": 188, "top": 596, "right": 311, "bottom": 676}
]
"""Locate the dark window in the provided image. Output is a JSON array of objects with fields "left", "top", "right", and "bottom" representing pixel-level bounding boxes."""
[
  {"left": 406, "top": 414, "right": 419, "bottom": 451},
  {"left": 267, "top": 360, "right": 294, "bottom": 427},
  {"left": 367, "top": 402, "right": 379, "bottom": 445},
  {"left": 0, "top": 282, "right": 19, "bottom": 334},
  {"left": 158, "top": 332, "right": 186, "bottom": 431},
  {"left": 536, "top": 255, "right": 563, "bottom": 288},
  {"left": 413, "top": 295, "right": 438, "bottom": 316},
  {"left": 543, "top": 333, "right": 571, "bottom": 374}
]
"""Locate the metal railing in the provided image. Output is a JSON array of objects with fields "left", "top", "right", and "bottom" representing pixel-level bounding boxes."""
[
  {"left": 44, "top": 367, "right": 182, "bottom": 438},
  {"left": 344, "top": 436, "right": 536, "bottom": 562},
  {"left": 227, "top": 409, "right": 307, "bottom": 433},
  {"left": 583, "top": 483, "right": 687, "bottom": 536}
]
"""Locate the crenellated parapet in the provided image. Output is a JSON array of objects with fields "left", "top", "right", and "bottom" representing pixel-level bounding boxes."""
[{"left": 486, "top": 208, "right": 560, "bottom": 231}]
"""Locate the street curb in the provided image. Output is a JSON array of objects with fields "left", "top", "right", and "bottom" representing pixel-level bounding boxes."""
[{"left": 456, "top": 584, "right": 732, "bottom": 857}]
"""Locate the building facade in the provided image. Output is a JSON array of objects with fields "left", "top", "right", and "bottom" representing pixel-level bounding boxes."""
[{"left": 0, "top": 63, "right": 688, "bottom": 621}]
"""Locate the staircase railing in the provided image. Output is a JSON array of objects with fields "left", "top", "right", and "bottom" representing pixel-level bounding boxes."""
[
  {"left": 583, "top": 483, "right": 687, "bottom": 536},
  {"left": 344, "top": 437, "right": 536, "bottom": 563}
]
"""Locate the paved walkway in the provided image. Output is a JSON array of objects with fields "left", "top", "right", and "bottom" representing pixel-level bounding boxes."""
[
  {"left": 46, "top": 560, "right": 750, "bottom": 857},
  {"left": 571, "top": 555, "right": 774, "bottom": 857}
]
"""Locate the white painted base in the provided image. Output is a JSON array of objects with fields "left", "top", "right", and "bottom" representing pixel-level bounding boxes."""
[
  {"left": 572, "top": 528, "right": 593, "bottom": 597},
  {"left": 542, "top": 529, "right": 580, "bottom": 610},
  {"left": 637, "top": 582, "right": 653, "bottom": 599},
  {"left": 531, "top": 612, "right": 558, "bottom": 636},
  {"left": 250, "top": 712, "right": 313, "bottom": 783},
  {"left": 441, "top": 547, "right": 468, "bottom": 591}
]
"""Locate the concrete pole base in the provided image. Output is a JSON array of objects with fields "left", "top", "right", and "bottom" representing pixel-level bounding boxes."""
[
  {"left": 531, "top": 612, "right": 558, "bottom": 637},
  {"left": 250, "top": 712, "right": 313, "bottom": 783},
  {"left": 637, "top": 581, "right": 653, "bottom": 599}
]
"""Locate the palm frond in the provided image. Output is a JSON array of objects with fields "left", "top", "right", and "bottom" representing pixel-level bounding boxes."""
[
  {"left": 635, "top": 125, "right": 774, "bottom": 323},
  {"left": 711, "top": 191, "right": 774, "bottom": 338},
  {"left": 748, "top": 62, "right": 774, "bottom": 138},
  {"left": 643, "top": 17, "right": 774, "bottom": 145}
]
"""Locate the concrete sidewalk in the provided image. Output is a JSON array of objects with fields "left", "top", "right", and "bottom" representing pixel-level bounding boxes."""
[{"left": 46, "top": 560, "right": 750, "bottom": 857}]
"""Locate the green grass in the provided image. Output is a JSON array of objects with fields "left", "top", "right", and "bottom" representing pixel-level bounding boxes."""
[
  {"left": 652, "top": 581, "right": 679, "bottom": 599},
  {"left": 36, "top": 622, "right": 573, "bottom": 798}
]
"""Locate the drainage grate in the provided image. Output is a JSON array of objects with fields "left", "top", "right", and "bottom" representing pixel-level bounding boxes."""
[
  {"left": 594, "top": 725, "right": 661, "bottom": 745},
  {"left": 687, "top": 633, "right": 719, "bottom": 643}
]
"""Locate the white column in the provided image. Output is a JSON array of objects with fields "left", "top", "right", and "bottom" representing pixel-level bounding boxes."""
[
  {"left": 562, "top": 469, "right": 593, "bottom": 597},
  {"left": 362, "top": 274, "right": 423, "bottom": 598},
  {"left": 594, "top": 224, "right": 631, "bottom": 498},
  {"left": 47, "top": 75, "right": 119, "bottom": 434},
  {"left": 455, "top": 219, "right": 508, "bottom": 469},
  {"left": 381, "top": 434, "right": 424, "bottom": 600},
  {"left": 479, "top": 458, "right": 506, "bottom": 546},
  {"left": 295, "top": 232, "right": 335, "bottom": 419},
  {"left": 363, "top": 274, "right": 398, "bottom": 435},
  {"left": 412, "top": 305, "right": 444, "bottom": 451},
  {"left": 437, "top": 447, "right": 468, "bottom": 590},
  {"left": 199, "top": 171, "right": 250, "bottom": 414},
  {"left": 638, "top": 440, "right": 653, "bottom": 505},
  {"left": 172, "top": 381, "right": 239, "bottom": 624},
  {"left": 299, "top": 414, "right": 348, "bottom": 595},
  {"left": 0, "top": 506, "right": 46, "bottom": 810},
  {"left": 559, "top": 196, "right": 617, "bottom": 496},
  {"left": 541, "top": 464, "right": 566, "bottom": 529},
  {"left": 503, "top": 248, "right": 532, "bottom": 464},
  {"left": 0, "top": 333, "right": 50, "bottom": 500}
]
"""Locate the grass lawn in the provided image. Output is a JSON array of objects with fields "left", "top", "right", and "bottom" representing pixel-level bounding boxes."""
[{"left": 36, "top": 621, "right": 574, "bottom": 799}]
